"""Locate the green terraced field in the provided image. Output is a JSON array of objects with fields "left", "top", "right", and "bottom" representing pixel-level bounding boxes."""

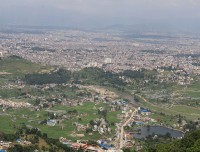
[{"left": 0, "top": 102, "right": 121, "bottom": 139}]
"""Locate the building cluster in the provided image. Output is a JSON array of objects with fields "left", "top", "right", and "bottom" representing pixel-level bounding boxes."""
[
  {"left": 0, "top": 99, "right": 31, "bottom": 110},
  {"left": 0, "top": 141, "right": 11, "bottom": 151},
  {"left": 1, "top": 30, "right": 200, "bottom": 75},
  {"left": 59, "top": 137, "right": 121, "bottom": 152},
  {"left": 0, "top": 28, "right": 199, "bottom": 151}
]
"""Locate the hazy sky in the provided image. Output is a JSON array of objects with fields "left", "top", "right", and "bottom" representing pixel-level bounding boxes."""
[{"left": 0, "top": 0, "right": 200, "bottom": 31}]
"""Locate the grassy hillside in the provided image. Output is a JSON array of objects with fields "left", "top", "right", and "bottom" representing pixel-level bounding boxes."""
[{"left": 0, "top": 56, "right": 51, "bottom": 76}]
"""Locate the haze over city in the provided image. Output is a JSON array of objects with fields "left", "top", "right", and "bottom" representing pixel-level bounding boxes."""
[{"left": 0, "top": 0, "right": 200, "bottom": 32}]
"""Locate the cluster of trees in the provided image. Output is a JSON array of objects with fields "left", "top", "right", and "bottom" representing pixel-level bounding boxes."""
[
  {"left": 67, "top": 109, "right": 78, "bottom": 115},
  {"left": 123, "top": 70, "right": 145, "bottom": 79},
  {"left": 122, "top": 69, "right": 157, "bottom": 80},
  {"left": 192, "top": 63, "right": 200, "bottom": 66},
  {"left": 98, "top": 109, "right": 108, "bottom": 121},
  {"left": 134, "top": 94, "right": 140, "bottom": 102},
  {"left": 123, "top": 129, "right": 200, "bottom": 152},
  {"left": 141, "top": 50, "right": 165, "bottom": 54},
  {"left": 25, "top": 67, "right": 125, "bottom": 87},
  {"left": 25, "top": 69, "right": 71, "bottom": 85},
  {"left": 24, "top": 67, "right": 160, "bottom": 90},
  {"left": 0, "top": 127, "right": 76, "bottom": 152},
  {"left": 160, "top": 66, "right": 178, "bottom": 71},
  {"left": 0, "top": 125, "right": 102, "bottom": 152},
  {"left": 31, "top": 47, "right": 55, "bottom": 52},
  {"left": 8, "top": 144, "right": 37, "bottom": 152},
  {"left": 0, "top": 132, "right": 19, "bottom": 141},
  {"left": 144, "top": 129, "right": 200, "bottom": 152},
  {"left": 73, "top": 67, "right": 126, "bottom": 87}
]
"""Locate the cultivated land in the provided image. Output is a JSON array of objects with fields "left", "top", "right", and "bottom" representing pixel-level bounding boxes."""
[
  {"left": 1, "top": 57, "right": 199, "bottom": 124},
  {"left": 0, "top": 55, "right": 200, "bottom": 151},
  {"left": 136, "top": 94, "right": 200, "bottom": 120},
  {"left": 0, "top": 57, "right": 123, "bottom": 141},
  {"left": 0, "top": 102, "right": 120, "bottom": 139}
]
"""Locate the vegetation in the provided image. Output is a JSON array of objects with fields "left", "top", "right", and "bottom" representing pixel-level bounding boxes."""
[
  {"left": 0, "top": 127, "right": 75, "bottom": 152},
  {"left": 144, "top": 129, "right": 200, "bottom": 152},
  {"left": 141, "top": 50, "right": 166, "bottom": 54},
  {"left": 0, "top": 101, "right": 121, "bottom": 139},
  {"left": 123, "top": 68, "right": 157, "bottom": 80},
  {"left": 73, "top": 67, "right": 126, "bottom": 87},
  {"left": 136, "top": 94, "right": 200, "bottom": 120},
  {"left": 25, "top": 69, "right": 71, "bottom": 85},
  {"left": 123, "top": 70, "right": 145, "bottom": 79},
  {"left": 1, "top": 56, "right": 200, "bottom": 151},
  {"left": 0, "top": 55, "right": 50, "bottom": 76},
  {"left": 160, "top": 66, "right": 178, "bottom": 71}
]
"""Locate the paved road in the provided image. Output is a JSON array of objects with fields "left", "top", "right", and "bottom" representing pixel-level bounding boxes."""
[{"left": 119, "top": 108, "right": 137, "bottom": 149}]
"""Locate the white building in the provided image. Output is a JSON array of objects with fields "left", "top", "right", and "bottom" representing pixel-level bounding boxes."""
[{"left": 104, "top": 58, "right": 112, "bottom": 64}]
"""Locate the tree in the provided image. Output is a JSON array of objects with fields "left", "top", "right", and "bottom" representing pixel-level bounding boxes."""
[
  {"left": 89, "top": 120, "right": 95, "bottom": 126},
  {"left": 42, "top": 133, "right": 48, "bottom": 139},
  {"left": 8, "top": 144, "right": 23, "bottom": 152}
]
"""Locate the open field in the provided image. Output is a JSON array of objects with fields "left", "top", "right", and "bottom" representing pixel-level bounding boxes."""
[
  {"left": 0, "top": 56, "right": 51, "bottom": 76},
  {"left": 82, "top": 85, "right": 119, "bottom": 100},
  {"left": 170, "top": 105, "right": 200, "bottom": 116},
  {"left": 150, "top": 113, "right": 175, "bottom": 126},
  {"left": 0, "top": 114, "right": 16, "bottom": 134},
  {"left": 136, "top": 94, "right": 200, "bottom": 120},
  {"left": 171, "top": 81, "right": 200, "bottom": 98},
  {"left": 0, "top": 102, "right": 121, "bottom": 139}
]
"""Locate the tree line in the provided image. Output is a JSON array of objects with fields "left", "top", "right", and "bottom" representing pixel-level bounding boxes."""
[{"left": 24, "top": 67, "right": 156, "bottom": 87}]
